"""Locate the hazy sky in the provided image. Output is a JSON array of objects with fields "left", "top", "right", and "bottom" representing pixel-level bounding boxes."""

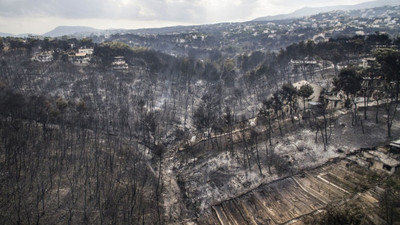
[{"left": 0, "top": 0, "right": 373, "bottom": 34}]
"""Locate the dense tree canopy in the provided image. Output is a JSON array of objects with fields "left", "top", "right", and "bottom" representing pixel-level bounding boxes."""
[{"left": 333, "top": 67, "right": 362, "bottom": 100}]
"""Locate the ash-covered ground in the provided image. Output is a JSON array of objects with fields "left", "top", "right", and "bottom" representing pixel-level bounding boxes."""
[{"left": 161, "top": 107, "right": 400, "bottom": 224}]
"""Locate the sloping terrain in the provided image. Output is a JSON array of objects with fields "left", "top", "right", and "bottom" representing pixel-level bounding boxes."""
[
  {"left": 162, "top": 107, "right": 400, "bottom": 224},
  {"left": 198, "top": 159, "right": 384, "bottom": 225}
]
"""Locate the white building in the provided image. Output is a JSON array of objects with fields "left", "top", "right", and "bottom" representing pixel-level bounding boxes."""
[
  {"left": 69, "top": 48, "right": 94, "bottom": 66},
  {"left": 78, "top": 48, "right": 94, "bottom": 55}
]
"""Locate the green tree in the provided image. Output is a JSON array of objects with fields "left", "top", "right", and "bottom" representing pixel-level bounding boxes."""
[
  {"left": 375, "top": 49, "right": 400, "bottom": 137},
  {"left": 8, "top": 37, "right": 25, "bottom": 50},
  {"left": 333, "top": 68, "right": 362, "bottom": 102},
  {"left": 375, "top": 49, "right": 400, "bottom": 101},
  {"left": 41, "top": 37, "right": 51, "bottom": 51},
  {"left": 94, "top": 41, "right": 134, "bottom": 66},
  {"left": 298, "top": 84, "right": 314, "bottom": 114},
  {"left": 26, "top": 38, "right": 38, "bottom": 53},
  {"left": 0, "top": 89, "right": 25, "bottom": 119},
  {"left": 193, "top": 93, "right": 220, "bottom": 139},
  {"left": 366, "top": 31, "right": 391, "bottom": 47},
  {"left": 221, "top": 59, "right": 236, "bottom": 87},
  {"left": 333, "top": 67, "right": 362, "bottom": 125},
  {"left": 281, "top": 83, "right": 298, "bottom": 123},
  {"left": 80, "top": 38, "right": 94, "bottom": 48}
]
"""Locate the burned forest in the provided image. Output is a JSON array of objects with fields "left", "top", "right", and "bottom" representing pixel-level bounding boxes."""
[{"left": 1, "top": 4, "right": 400, "bottom": 225}]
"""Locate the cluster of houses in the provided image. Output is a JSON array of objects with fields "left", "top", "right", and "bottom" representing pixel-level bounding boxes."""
[
  {"left": 289, "top": 55, "right": 386, "bottom": 112},
  {"left": 31, "top": 48, "right": 130, "bottom": 71},
  {"left": 289, "top": 59, "right": 321, "bottom": 74},
  {"left": 289, "top": 57, "right": 400, "bottom": 175},
  {"left": 346, "top": 140, "right": 400, "bottom": 175},
  {"left": 31, "top": 48, "right": 95, "bottom": 66},
  {"left": 289, "top": 56, "right": 377, "bottom": 79}
]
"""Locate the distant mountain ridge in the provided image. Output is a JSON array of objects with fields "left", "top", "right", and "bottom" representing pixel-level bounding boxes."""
[
  {"left": 43, "top": 26, "right": 101, "bottom": 37},
  {"left": 253, "top": 0, "right": 400, "bottom": 21},
  {"left": 2, "top": 0, "right": 400, "bottom": 38},
  {"left": 0, "top": 32, "right": 14, "bottom": 37}
]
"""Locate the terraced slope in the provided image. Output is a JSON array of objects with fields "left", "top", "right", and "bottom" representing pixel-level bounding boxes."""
[{"left": 198, "top": 160, "right": 383, "bottom": 225}]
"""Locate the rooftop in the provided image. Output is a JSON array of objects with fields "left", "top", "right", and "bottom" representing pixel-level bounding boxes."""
[
  {"left": 363, "top": 150, "right": 400, "bottom": 167},
  {"left": 75, "top": 52, "right": 87, "bottom": 57}
]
